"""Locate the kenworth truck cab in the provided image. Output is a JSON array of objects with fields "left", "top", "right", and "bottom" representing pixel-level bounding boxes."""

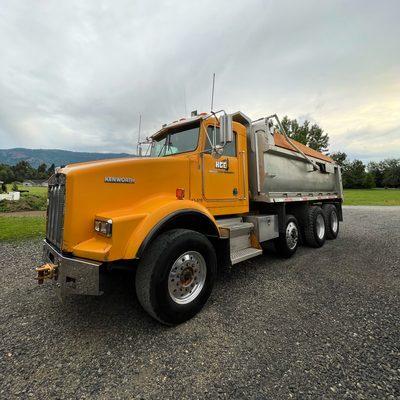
[{"left": 37, "top": 111, "right": 343, "bottom": 325}]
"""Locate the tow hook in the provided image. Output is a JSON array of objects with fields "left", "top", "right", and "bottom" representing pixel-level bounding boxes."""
[{"left": 36, "top": 263, "right": 58, "bottom": 284}]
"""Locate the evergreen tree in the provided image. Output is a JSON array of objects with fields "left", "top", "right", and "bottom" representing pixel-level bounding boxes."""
[
  {"left": 12, "top": 161, "right": 36, "bottom": 181},
  {"left": 382, "top": 159, "right": 400, "bottom": 188},
  {"left": 367, "top": 161, "right": 385, "bottom": 187},
  {"left": 363, "top": 172, "right": 376, "bottom": 189},
  {"left": 0, "top": 164, "right": 15, "bottom": 183},
  {"left": 342, "top": 160, "right": 366, "bottom": 188},
  {"left": 36, "top": 163, "right": 48, "bottom": 180},
  {"left": 47, "top": 163, "right": 56, "bottom": 176}
]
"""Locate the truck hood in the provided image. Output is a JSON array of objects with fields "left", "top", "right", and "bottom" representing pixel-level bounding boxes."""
[{"left": 59, "top": 156, "right": 191, "bottom": 252}]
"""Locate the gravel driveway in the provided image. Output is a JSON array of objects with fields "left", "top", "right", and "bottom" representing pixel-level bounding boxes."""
[{"left": 1, "top": 207, "right": 399, "bottom": 399}]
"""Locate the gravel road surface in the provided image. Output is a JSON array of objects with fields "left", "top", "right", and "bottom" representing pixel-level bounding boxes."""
[{"left": 1, "top": 206, "right": 399, "bottom": 399}]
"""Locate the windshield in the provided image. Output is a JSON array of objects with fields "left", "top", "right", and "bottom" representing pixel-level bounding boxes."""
[{"left": 150, "top": 123, "right": 200, "bottom": 157}]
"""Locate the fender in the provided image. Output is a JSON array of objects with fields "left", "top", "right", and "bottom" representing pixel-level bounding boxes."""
[
  {"left": 135, "top": 208, "right": 220, "bottom": 259},
  {"left": 72, "top": 195, "right": 220, "bottom": 262},
  {"left": 123, "top": 196, "right": 220, "bottom": 260}
]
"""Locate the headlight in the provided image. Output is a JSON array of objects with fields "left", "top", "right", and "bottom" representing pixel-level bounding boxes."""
[{"left": 94, "top": 219, "right": 112, "bottom": 237}]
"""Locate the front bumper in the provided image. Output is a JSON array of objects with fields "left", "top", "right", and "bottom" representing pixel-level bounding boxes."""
[{"left": 39, "top": 240, "right": 103, "bottom": 300}]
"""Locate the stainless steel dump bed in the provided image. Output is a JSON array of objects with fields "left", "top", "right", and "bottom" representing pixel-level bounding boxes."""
[{"left": 245, "top": 116, "right": 343, "bottom": 203}]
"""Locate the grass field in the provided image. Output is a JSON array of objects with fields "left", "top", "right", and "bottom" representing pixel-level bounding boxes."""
[
  {"left": 343, "top": 189, "right": 400, "bottom": 206},
  {"left": 0, "top": 216, "right": 46, "bottom": 241},
  {"left": 6, "top": 184, "right": 47, "bottom": 196}
]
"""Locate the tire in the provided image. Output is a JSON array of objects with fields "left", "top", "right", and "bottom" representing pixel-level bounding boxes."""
[
  {"left": 135, "top": 229, "right": 217, "bottom": 325},
  {"left": 274, "top": 214, "right": 300, "bottom": 258},
  {"left": 322, "top": 204, "right": 339, "bottom": 240},
  {"left": 303, "top": 206, "right": 326, "bottom": 248}
]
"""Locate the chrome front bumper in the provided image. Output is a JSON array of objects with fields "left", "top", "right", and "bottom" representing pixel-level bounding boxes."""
[{"left": 40, "top": 240, "right": 103, "bottom": 300}]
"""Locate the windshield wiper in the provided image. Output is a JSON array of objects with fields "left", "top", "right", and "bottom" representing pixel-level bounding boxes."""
[
  {"left": 157, "top": 141, "right": 166, "bottom": 157},
  {"left": 157, "top": 135, "right": 173, "bottom": 157}
]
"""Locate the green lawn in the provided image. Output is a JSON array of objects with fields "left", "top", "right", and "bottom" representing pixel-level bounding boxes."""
[
  {"left": 6, "top": 184, "right": 47, "bottom": 197},
  {"left": 343, "top": 189, "right": 400, "bottom": 206},
  {"left": 0, "top": 216, "right": 46, "bottom": 241}
]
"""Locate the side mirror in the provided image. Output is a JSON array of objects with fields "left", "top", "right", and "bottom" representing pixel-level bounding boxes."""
[{"left": 219, "top": 114, "right": 233, "bottom": 144}]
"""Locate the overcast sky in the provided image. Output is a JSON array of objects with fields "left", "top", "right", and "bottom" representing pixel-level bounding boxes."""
[{"left": 0, "top": 0, "right": 399, "bottom": 161}]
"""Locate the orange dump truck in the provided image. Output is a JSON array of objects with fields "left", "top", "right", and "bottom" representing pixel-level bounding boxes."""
[{"left": 37, "top": 111, "right": 343, "bottom": 325}]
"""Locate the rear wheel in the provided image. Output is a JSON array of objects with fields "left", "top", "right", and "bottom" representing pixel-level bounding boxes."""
[
  {"left": 135, "top": 229, "right": 216, "bottom": 325},
  {"left": 303, "top": 206, "right": 326, "bottom": 248},
  {"left": 322, "top": 204, "right": 339, "bottom": 239},
  {"left": 274, "top": 214, "right": 300, "bottom": 258}
]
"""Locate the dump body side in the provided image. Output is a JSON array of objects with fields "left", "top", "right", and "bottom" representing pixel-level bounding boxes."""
[{"left": 248, "top": 119, "right": 343, "bottom": 203}]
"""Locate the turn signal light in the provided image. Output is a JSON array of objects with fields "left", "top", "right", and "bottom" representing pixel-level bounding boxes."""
[
  {"left": 94, "top": 219, "right": 113, "bottom": 237},
  {"left": 176, "top": 188, "right": 185, "bottom": 200}
]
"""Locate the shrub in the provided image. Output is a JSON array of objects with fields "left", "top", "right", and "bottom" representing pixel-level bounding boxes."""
[
  {"left": 0, "top": 194, "right": 47, "bottom": 212},
  {"left": 363, "top": 173, "right": 376, "bottom": 189}
]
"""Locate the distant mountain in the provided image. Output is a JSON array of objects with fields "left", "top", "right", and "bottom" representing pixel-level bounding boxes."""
[{"left": 0, "top": 148, "right": 135, "bottom": 168}]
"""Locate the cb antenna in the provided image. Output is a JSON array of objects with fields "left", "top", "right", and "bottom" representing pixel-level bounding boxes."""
[
  {"left": 137, "top": 113, "right": 142, "bottom": 156},
  {"left": 183, "top": 87, "right": 187, "bottom": 116},
  {"left": 210, "top": 72, "right": 215, "bottom": 112}
]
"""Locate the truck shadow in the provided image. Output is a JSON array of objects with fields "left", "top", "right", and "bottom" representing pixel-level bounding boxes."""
[{"left": 47, "top": 247, "right": 285, "bottom": 333}]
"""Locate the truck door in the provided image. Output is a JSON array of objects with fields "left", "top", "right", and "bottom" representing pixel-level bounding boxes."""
[{"left": 202, "top": 126, "right": 241, "bottom": 201}]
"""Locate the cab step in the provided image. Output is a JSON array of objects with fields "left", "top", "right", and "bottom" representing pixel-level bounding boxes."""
[
  {"left": 216, "top": 217, "right": 263, "bottom": 265},
  {"left": 216, "top": 217, "right": 244, "bottom": 227},
  {"left": 226, "top": 221, "right": 254, "bottom": 238},
  {"left": 231, "top": 247, "right": 263, "bottom": 265}
]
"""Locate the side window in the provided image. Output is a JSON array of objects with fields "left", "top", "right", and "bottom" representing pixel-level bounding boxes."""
[
  {"left": 224, "top": 133, "right": 237, "bottom": 157},
  {"left": 205, "top": 126, "right": 237, "bottom": 157}
]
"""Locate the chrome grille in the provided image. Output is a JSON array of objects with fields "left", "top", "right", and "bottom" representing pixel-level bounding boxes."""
[{"left": 46, "top": 173, "right": 66, "bottom": 249}]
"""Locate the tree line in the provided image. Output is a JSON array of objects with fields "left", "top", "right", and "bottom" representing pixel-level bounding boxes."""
[
  {"left": 330, "top": 154, "right": 400, "bottom": 189},
  {"left": 0, "top": 161, "right": 55, "bottom": 184}
]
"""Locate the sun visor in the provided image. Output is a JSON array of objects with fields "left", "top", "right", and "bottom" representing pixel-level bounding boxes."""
[{"left": 151, "top": 115, "right": 205, "bottom": 140}]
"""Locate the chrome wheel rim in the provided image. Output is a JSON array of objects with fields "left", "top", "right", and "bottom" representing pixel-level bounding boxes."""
[
  {"left": 316, "top": 214, "right": 325, "bottom": 239},
  {"left": 286, "top": 221, "right": 298, "bottom": 250},
  {"left": 331, "top": 211, "right": 338, "bottom": 233},
  {"left": 168, "top": 251, "right": 207, "bottom": 305}
]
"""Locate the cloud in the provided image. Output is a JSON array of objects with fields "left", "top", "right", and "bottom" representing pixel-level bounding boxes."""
[{"left": 0, "top": 0, "right": 399, "bottom": 160}]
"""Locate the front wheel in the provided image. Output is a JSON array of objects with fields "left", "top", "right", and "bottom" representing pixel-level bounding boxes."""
[{"left": 135, "top": 229, "right": 217, "bottom": 325}]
